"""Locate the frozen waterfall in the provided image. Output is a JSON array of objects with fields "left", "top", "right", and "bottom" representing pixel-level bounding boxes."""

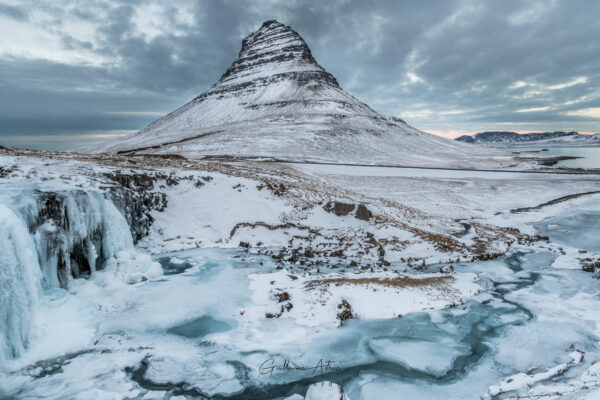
[{"left": 0, "top": 188, "right": 161, "bottom": 366}]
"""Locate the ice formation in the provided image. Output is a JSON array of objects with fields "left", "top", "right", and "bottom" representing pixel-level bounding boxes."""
[{"left": 0, "top": 188, "right": 160, "bottom": 365}]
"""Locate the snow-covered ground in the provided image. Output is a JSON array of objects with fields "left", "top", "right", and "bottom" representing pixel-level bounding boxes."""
[
  {"left": 291, "top": 162, "right": 600, "bottom": 225},
  {"left": 2, "top": 147, "right": 600, "bottom": 399},
  {"left": 248, "top": 268, "right": 481, "bottom": 327}
]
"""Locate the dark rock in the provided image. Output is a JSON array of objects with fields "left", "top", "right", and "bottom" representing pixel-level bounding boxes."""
[
  {"left": 276, "top": 292, "right": 290, "bottom": 302},
  {"left": 377, "top": 245, "right": 385, "bottom": 260},
  {"left": 0, "top": 165, "right": 15, "bottom": 178},
  {"left": 324, "top": 201, "right": 355, "bottom": 216},
  {"left": 104, "top": 172, "right": 169, "bottom": 243},
  {"left": 355, "top": 204, "right": 373, "bottom": 221},
  {"left": 303, "top": 247, "right": 315, "bottom": 258},
  {"left": 581, "top": 258, "right": 600, "bottom": 273},
  {"left": 365, "top": 232, "right": 377, "bottom": 245},
  {"left": 216, "top": 20, "right": 339, "bottom": 90},
  {"left": 336, "top": 299, "right": 353, "bottom": 326}
]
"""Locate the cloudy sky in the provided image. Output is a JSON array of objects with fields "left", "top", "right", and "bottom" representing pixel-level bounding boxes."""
[{"left": 1, "top": 0, "right": 599, "bottom": 150}]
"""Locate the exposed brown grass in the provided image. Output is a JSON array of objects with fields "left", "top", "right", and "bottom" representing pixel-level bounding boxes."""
[{"left": 307, "top": 275, "right": 453, "bottom": 289}]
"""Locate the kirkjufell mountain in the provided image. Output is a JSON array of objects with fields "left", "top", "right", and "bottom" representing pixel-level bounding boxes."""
[{"left": 92, "top": 20, "right": 500, "bottom": 167}]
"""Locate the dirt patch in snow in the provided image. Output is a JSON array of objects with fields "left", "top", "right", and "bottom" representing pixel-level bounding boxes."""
[{"left": 308, "top": 275, "right": 453, "bottom": 289}]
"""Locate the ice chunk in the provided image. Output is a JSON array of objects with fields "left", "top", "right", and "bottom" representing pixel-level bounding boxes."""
[{"left": 101, "top": 250, "right": 163, "bottom": 285}]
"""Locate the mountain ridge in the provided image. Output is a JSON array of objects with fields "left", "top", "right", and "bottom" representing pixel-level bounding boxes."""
[{"left": 456, "top": 131, "right": 600, "bottom": 146}]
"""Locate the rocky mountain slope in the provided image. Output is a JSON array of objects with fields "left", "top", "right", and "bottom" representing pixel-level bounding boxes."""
[
  {"left": 90, "top": 20, "right": 511, "bottom": 168},
  {"left": 456, "top": 131, "right": 600, "bottom": 146}
]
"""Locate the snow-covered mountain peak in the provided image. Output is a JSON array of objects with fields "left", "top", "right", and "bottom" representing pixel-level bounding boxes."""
[{"left": 89, "top": 21, "right": 511, "bottom": 168}]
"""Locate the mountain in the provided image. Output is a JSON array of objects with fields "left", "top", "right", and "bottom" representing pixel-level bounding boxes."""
[
  {"left": 456, "top": 131, "right": 600, "bottom": 146},
  {"left": 90, "top": 20, "right": 501, "bottom": 167}
]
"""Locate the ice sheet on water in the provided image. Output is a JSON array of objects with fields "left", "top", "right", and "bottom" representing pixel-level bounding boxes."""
[
  {"left": 534, "top": 197, "right": 600, "bottom": 252},
  {"left": 368, "top": 337, "right": 471, "bottom": 377}
]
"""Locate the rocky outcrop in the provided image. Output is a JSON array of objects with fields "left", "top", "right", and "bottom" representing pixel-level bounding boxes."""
[
  {"left": 104, "top": 172, "right": 168, "bottom": 243},
  {"left": 323, "top": 201, "right": 355, "bottom": 216},
  {"left": 355, "top": 204, "right": 373, "bottom": 221},
  {"left": 324, "top": 201, "right": 373, "bottom": 220}
]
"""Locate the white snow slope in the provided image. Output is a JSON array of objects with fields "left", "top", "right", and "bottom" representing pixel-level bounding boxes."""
[{"left": 89, "top": 20, "right": 511, "bottom": 168}]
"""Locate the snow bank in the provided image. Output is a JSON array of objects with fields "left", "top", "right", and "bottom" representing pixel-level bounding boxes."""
[
  {"left": 248, "top": 269, "right": 481, "bottom": 327},
  {"left": 489, "top": 350, "right": 584, "bottom": 396}
]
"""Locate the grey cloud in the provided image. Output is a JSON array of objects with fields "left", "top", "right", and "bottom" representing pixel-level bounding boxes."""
[
  {"left": 1, "top": 0, "right": 599, "bottom": 151},
  {"left": 0, "top": 3, "right": 28, "bottom": 21}
]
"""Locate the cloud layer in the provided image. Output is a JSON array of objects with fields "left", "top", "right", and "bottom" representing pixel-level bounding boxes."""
[{"left": 0, "top": 0, "right": 599, "bottom": 149}]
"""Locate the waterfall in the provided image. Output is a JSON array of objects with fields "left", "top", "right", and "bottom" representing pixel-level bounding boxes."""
[{"left": 0, "top": 188, "right": 161, "bottom": 366}]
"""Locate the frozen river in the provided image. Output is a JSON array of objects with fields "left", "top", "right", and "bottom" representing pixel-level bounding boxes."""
[{"left": 2, "top": 198, "right": 600, "bottom": 399}]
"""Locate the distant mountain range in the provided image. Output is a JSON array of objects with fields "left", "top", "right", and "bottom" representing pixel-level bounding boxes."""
[{"left": 456, "top": 131, "right": 600, "bottom": 146}]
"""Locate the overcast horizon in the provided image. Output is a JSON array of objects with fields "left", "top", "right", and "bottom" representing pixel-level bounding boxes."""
[{"left": 1, "top": 0, "right": 599, "bottom": 150}]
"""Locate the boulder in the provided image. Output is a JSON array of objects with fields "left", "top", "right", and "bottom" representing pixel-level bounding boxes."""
[
  {"left": 355, "top": 204, "right": 372, "bottom": 221},
  {"left": 323, "top": 201, "right": 355, "bottom": 216}
]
